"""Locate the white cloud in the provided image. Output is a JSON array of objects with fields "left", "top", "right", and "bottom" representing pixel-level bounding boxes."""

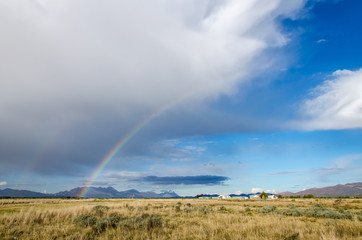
[
  {"left": 0, "top": 181, "right": 7, "bottom": 186},
  {"left": 185, "top": 146, "right": 197, "bottom": 150},
  {"left": 316, "top": 39, "right": 327, "bottom": 43},
  {"left": 102, "top": 171, "right": 145, "bottom": 179},
  {"left": 0, "top": 0, "right": 306, "bottom": 172},
  {"left": 251, "top": 187, "right": 263, "bottom": 193},
  {"left": 270, "top": 154, "right": 362, "bottom": 183},
  {"left": 0, "top": 0, "right": 305, "bottom": 130},
  {"left": 265, "top": 189, "right": 276, "bottom": 194},
  {"left": 234, "top": 190, "right": 244, "bottom": 195},
  {"left": 311, "top": 154, "right": 362, "bottom": 177},
  {"left": 296, "top": 68, "right": 362, "bottom": 130}
]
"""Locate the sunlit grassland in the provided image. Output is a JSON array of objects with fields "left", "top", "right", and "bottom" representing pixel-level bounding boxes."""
[{"left": 0, "top": 198, "right": 361, "bottom": 239}]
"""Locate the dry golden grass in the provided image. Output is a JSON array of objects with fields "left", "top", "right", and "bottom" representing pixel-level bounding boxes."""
[{"left": 0, "top": 198, "right": 361, "bottom": 239}]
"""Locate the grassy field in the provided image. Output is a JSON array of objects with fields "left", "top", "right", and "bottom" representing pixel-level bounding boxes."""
[{"left": 0, "top": 198, "right": 361, "bottom": 239}]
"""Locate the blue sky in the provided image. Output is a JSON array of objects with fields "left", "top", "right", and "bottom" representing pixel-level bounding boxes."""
[{"left": 0, "top": 0, "right": 361, "bottom": 196}]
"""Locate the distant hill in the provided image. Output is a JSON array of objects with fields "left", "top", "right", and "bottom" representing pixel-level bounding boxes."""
[
  {"left": 53, "top": 187, "right": 121, "bottom": 198},
  {"left": 279, "top": 182, "right": 362, "bottom": 197},
  {"left": 0, "top": 186, "right": 180, "bottom": 198},
  {"left": 278, "top": 191, "right": 294, "bottom": 196},
  {"left": 0, "top": 188, "right": 48, "bottom": 198},
  {"left": 158, "top": 190, "right": 179, "bottom": 198},
  {"left": 3, "top": 182, "right": 361, "bottom": 198}
]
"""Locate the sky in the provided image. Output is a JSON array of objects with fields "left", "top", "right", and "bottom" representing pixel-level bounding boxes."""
[{"left": 0, "top": 0, "right": 361, "bottom": 196}]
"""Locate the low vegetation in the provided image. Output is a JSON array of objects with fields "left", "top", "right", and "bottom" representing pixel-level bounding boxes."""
[{"left": 0, "top": 198, "right": 361, "bottom": 239}]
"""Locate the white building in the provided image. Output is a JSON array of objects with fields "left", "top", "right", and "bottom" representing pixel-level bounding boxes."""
[
  {"left": 249, "top": 194, "right": 261, "bottom": 199},
  {"left": 229, "top": 195, "right": 249, "bottom": 199},
  {"left": 268, "top": 194, "right": 278, "bottom": 199},
  {"left": 218, "top": 195, "right": 231, "bottom": 199}
]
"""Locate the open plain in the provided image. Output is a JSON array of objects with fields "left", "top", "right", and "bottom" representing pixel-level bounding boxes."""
[{"left": 0, "top": 198, "right": 361, "bottom": 240}]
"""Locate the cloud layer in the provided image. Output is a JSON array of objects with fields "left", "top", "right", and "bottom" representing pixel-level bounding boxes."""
[
  {"left": 0, "top": 0, "right": 305, "bottom": 176},
  {"left": 269, "top": 154, "right": 362, "bottom": 182},
  {"left": 297, "top": 68, "right": 362, "bottom": 130},
  {"left": 140, "top": 175, "right": 229, "bottom": 185}
]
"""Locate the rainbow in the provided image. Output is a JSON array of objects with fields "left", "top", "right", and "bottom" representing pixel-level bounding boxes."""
[{"left": 78, "top": 95, "right": 191, "bottom": 198}]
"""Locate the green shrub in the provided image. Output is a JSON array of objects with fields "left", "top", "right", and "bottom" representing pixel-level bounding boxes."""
[
  {"left": 303, "top": 194, "right": 314, "bottom": 198},
  {"left": 74, "top": 215, "right": 98, "bottom": 227},
  {"left": 278, "top": 205, "right": 304, "bottom": 217},
  {"left": 306, "top": 204, "right": 353, "bottom": 219},
  {"left": 93, "top": 219, "right": 108, "bottom": 233},
  {"left": 337, "top": 207, "right": 345, "bottom": 213},
  {"left": 290, "top": 195, "right": 301, "bottom": 199},
  {"left": 92, "top": 205, "right": 109, "bottom": 217},
  {"left": 244, "top": 206, "right": 251, "bottom": 212},
  {"left": 126, "top": 205, "right": 135, "bottom": 211},
  {"left": 106, "top": 213, "right": 122, "bottom": 227},
  {"left": 152, "top": 204, "right": 163, "bottom": 209},
  {"left": 193, "top": 205, "right": 210, "bottom": 215},
  {"left": 138, "top": 214, "right": 163, "bottom": 230},
  {"left": 218, "top": 206, "right": 226, "bottom": 212},
  {"left": 183, "top": 207, "right": 192, "bottom": 213},
  {"left": 283, "top": 232, "right": 299, "bottom": 240},
  {"left": 175, "top": 205, "right": 181, "bottom": 212},
  {"left": 118, "top": 214, "right": 163, "bottom": 230},
  {"left": 356, "top": 211, "right": 362, "bottom": 221},
  {"left": 92, "top": 205, "right": 109, "bottom": 211},
  {"left": 277, "top": 204, "right": 353, "bottom": 220},
  {"left": 259, "top": 205, "right": 277, "bottom": 213},
  {"left": 137, "top": 206, "right": 149, "bottom": 211},
  {"left": 118, "top": 218, "right": 134, "bottom": 229},
  {"left": 306, "top": 204, "right": 325, "bottom": 217}
]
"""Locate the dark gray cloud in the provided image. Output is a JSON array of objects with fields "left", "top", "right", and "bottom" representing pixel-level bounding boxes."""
[{"left": 140, "top": 175, "right": 229, "bottom": 185}]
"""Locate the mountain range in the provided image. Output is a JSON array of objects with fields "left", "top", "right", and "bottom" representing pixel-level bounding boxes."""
[
  {"left": 0, "top": 186, "right": 180, "bottom": 198},
  {"left": 1, "top": 182, "right": 361, "bottom": 198},
  {"left": 278, "top": 182, "right": 362, "bottom": 197}
]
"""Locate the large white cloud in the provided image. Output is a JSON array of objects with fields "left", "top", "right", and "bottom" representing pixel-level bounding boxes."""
[
  {"left": 297, "top": 68, "right": 362, "bottom": 130},
  {"left": 251, "top": 187, "right": 263, "bottom": 193},
  {"left": 0, "top": 0, "right": 305, "bottom": 172},
  {"left": 0, "top": 0, "right": 304, "bottom": 122}
]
